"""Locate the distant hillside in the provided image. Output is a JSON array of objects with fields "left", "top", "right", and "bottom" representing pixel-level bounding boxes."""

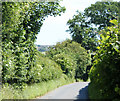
[{"left": 35, "top": 45, "right": 53, "bottom": 52}]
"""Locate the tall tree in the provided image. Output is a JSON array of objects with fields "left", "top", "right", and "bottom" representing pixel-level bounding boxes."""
[
  {"left": 67, "top": 11, "right": 98, "bottom": 51},
  {"left": 84, "top": 1, "right": 119, "bottom": 29},
  {"left": 67, "top": 1, "right": 119, "bottom": 52},
  {"left": 2, "top": 2, "right": 65, "bottom": 87}
]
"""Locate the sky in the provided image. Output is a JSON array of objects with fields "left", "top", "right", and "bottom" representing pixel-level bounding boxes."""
[{"left": 35, "top": 0, "right": 120, "bottom": 45}]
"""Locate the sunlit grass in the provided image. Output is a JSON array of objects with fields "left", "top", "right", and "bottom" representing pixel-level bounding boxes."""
[{"left": 1, "top": 76, "right": 75, "bottom": 100}]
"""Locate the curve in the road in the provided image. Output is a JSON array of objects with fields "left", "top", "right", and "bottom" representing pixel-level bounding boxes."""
[{"left": 37, "top": 82, "right": 90, "bottom": 100}]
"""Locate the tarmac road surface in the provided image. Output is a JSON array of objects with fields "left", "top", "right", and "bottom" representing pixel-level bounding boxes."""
[{"left": 37, "top": 82, "right": 89, "bottom": 100}]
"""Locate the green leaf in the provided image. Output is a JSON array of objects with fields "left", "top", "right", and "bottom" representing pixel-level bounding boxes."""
[{"left": 110, "top": 19, "right": 118, "bottom": 25}]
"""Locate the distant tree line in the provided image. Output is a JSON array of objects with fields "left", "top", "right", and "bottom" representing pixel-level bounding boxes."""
[{"left": 36, "top": 45, "right": 54, "bottom": 52}]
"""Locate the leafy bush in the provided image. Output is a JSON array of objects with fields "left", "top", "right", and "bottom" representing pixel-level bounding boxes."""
[
  {"left": 46, "top": 40, "right": 91, "bottom": 81},
  {"left": 29, "top": 52, "right": 63, "bottom": 83},
  {"left": 52, "top": 53, "right": 76, "bottom": 78},
  {"left": 89, "top": 20, "right": 120, "bottom": 100}
]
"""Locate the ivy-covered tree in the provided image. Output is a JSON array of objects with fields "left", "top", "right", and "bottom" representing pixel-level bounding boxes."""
[{"left": 2, "top": 2, "right": 65, "bottom": 88}]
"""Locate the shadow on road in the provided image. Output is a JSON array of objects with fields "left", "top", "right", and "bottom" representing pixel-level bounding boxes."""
[{"left": 74, "top": 84, "right": 90, "bottom": 101}]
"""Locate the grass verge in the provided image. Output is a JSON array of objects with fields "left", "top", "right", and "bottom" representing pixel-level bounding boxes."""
[{"left": 1, "top": 75, "right": 75, "bottom": 100}]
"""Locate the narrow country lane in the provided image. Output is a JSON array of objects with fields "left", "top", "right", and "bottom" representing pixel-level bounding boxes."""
[{"left": 37, "top": 82, "right": 89, "bottom": 100}]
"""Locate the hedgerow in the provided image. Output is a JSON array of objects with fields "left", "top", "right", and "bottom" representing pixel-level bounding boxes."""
[
  {"left": 46, "top": 40, "right": 91, "bottom": 81},
  {"left": 89, "top": 19, "right": 120, "bottom": 100},
  {"left": 29, "top": 52, "right": 63, "bottom": 83}
]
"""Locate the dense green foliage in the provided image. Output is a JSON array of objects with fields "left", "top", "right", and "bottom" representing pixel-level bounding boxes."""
[
  {"left": 2, "top": 2, "right": 65, "bottom": 88},
  {"left": 2, "top": 1, "right": 120, "bottom": 100},
  {"left": 46, "top": 40, "right": 91, "bottom": 81},
  {"left": 89, "top": 19, "right": 120, "bottom": 100},
  {"left": 30, "top": 52, "right": 62, "bottom": 83},
  {"left": 84, "top": 1, "right": 119, "bottom": 29},
  {"left": 67, "top": 1, "right": 119, "bottom": 52},
  {"left": 67, "top": 11, "right": 98, "bottom": 51}
]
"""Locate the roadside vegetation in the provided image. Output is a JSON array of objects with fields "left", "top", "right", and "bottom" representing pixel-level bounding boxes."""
[
  {"left": 1, "top": 2, "right": 68, "bottom": 100},
  {"left": 1, "top": 1, "right": 120, "bottom": 100},
  {"left": 66, "top": 1, "right": 120, "bottom": 100},
  {"left": 1, "top": 76, "right": 74, "bottom": 100},
  {"left": 1, "top": 39, "right": 90, "bottom": 100},
  {"left": 2, "top": 2, "right": 91, "bottom": 100},
  {"left": 46, "top": 40, "right": 91, "bottom": 81},
  {"left": 89, "top": 20, "right": 120, "bottom": 100}
]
